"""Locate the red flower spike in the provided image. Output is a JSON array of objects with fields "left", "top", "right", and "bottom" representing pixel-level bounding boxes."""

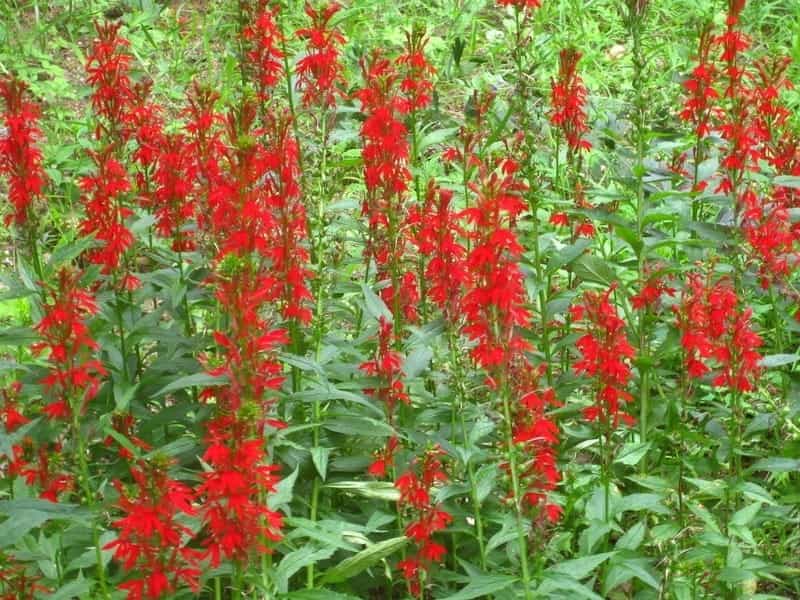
[
  {"left": 32, "top": 268, "right": 106, "bottom": 419},
  {"left": 152, "top": 134, "right": 198, "bottom": 252},
  {"left": 497, "top": 0, "right": 541, "bottom": 10},
  {"left": 395, "top": 447, "right": 453, "bottom": 596},
  {"left": 295, "top": 2, "right": 346, "bottom": 108},
  {"left": 242, "top": 1, "right": 284, "bottom": 101},
  {"left": 461, "top": 158, "right": 531, "bottom": 369},
  {"left": 197, "top": 415, "right": 283, "bottom": 567},
  {"left": 410, "top": 181, "right": 468, "bottom": 323},
  {"left": 85, "top": 21, "right": 135, "bottom": 142},
  {"left": 674, "top": 272, "right": 762, "bottom": 392},
  {"left": 0, "top": 77, "right": 47, "bottom": 227},
  {"left": 572, "top": 286, "right": 636, "bottom": 428},
  {"left": 550, "top": 48, "right": 592, "bottom": 153},
  {"left": 396, "top": 26, "right": 436, "bottom": 113},
  {"left": 78, "top": 145, "right": 135, "bottom": 274},
  {"left": 105, "top": 461, "right": 201, "bottom": 599}
]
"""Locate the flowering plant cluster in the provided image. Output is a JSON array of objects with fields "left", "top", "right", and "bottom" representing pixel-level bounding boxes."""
[{"left": 0, "top": 0, "right": 799, "bottom": 598}]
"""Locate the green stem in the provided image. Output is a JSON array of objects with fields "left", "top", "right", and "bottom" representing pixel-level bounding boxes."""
[
  {"left": 307, "top": 108, "right": 331, "bottom": 589},
  {"left": 448, "top": 331, "right": 487, "bottom": 570},
  {"left": 500, "top": 377, "right": 532, "bottom": 599},
  {"left": 72, "top": 411, "right": 110, "bottom": 599}
]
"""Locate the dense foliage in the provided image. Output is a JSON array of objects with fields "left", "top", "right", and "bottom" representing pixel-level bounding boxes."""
[{"left": 1, "top": 0, "right": 799, "bottom": 598}]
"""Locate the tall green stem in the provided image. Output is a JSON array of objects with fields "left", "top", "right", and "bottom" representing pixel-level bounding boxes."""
[
  {"left": 500, "top": 377, "right": 532, "bottom": 599},
  {"left": 72, "top": 410, "right": 110, "bottom": 599}
]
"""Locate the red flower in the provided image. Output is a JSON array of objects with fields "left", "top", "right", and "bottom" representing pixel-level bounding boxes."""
[
  {"left": 261, "top": 112, "right": 314, "bottom": 324},
  {"left": 461, "top": 158, "right": 531, "bottom": 369},
  {"left": 295, "top": 2, "right": 346, "bottom": 108},
  {"left": 151, "top": 134, "right": 197, "bottom": 251},
  {"left": 679, "top": 25, "right": 720, "bottom": 139},
  {"left": 0, "top": 77, "right": 47, "bottom": 227},
  {"left": 78, "top": 145, "right": 134, "bottom": 274},
  {"left": 497, "top": 0, "right": 541, "bottom": 10},
  {"left": 242, "top": 1, "right": 284, "bottom": 100},
  {"left": 197, "top": 415, "right": 283, "bottom": 567},
  {"left": 395, "top": 447, "right": 452, "bottom": 596},
  {"left": 410, "top": 181, "right": 468, "bottom": 322},
  {"left": 0, "top": 551, "right": 49, "bottom": 599},
  {"left": 31, "top": 268, "right": 106, "bottom": 419},
  {"left": 105, "top": 461, "right": 201, "bottom": 599},
  {"left": 551, "top": 48, "right": 592, "bottom": 152},
  {"left": 674, "top": 272, "right": 762, "bottom": 392},
  {"left": 85, "top": 21, "right": 135, "bottom": 141},
  {"left": 360, "top": 318, "right": 409, "bottom": 428},
  {"left": 396, "top": 26, "right": 436, "bottom": 113},
  {"left": 572, "top": 286, "right": 636, "bottom": 427}
]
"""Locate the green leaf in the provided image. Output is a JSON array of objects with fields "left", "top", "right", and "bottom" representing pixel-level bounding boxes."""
[
  {"left": 152, "top": 372, "right": 227, "bottom": 398},
  {"left": 324, "top": 480, "right": 400, "bottom": 502},
  {"left": 537, "top": 573, "right": 604, "bottom": 600},
  {"left": 0, "top": 511, "right": 51, "bottom": 547},
  {"left": 283, "top": 590, "right": 361, "bottom": 600},
  {"left": 616, "top": 493, "right": 669, "bottom": 515},
  {"left": 615, "top": 442, "right": 651, "bottom": 466},
  {"left": 418, "top": 126, "right": 458, "bottom": 153},
  {"left": 403, "top": 346, "right": 433, "bottom": 378},
  {"left": 774, "top": 175, "right": 800, "bottom": 189},
  {"left": 572, "top": 255, "right": 616, "bottom": 286},
  {"left": 549, "top": 552, "right": 616, "bottom": 579},
  {"left": 46, "top": 236, "right": 96, "bottom": 271},
  {"left": 731, "top": 503, "right": 762, "bottom": 527},
  {"left": 275, "top": 545, "right": 336, "bottom": 593},
  {"left": 616, "top": 521, "right": 646, "bottom": 551},
  {"left": 319, "top": 536, "right": 407, "bottom": 584},
  {"left": 748, "top": 457, "right": 800, "bottom": 472},
  {"left": 437, "top": 575, "right": 519, "bottom": 600},
  {"left": 0, "top": 326, "right": 38, "bottom": 346},
  {"left": 311, "top": 447, "right": 331, "bottom": 481},
  {"left": 474, "top": 464, "right": 498, "bottom": 505},
  {"left": 269, "top": 467, "right": 299, "bottom": 510},
  {"left": 48, "top": 576, "right": 92, "bottom": 600},
  {"left": 361, "top": 283, "right": 392, "bottom": 323},
  {"left": 546, "top": 239, "right": 592, "bottom": 274},
  {"left": 324, "top": 416, "right": 395, "bottom": 438},
  {"left": 759, "top": 354, "right": 799, "bottom": 368}
]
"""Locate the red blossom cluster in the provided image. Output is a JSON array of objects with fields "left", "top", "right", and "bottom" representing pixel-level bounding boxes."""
[
  {"left": 679, "top": 0, "right": 800, "bottom": 287},
  {"left": 461, "top": 158, "right": 531, "bottom": 368},
  {"left": 79, "top": 146, "right": 135, "bottom": 275},
  {"left": 355, "top": 51, "right": 419, "bottom": 324},
  {"left": 12, "top": 442, "right": 73, "bottom": 503},
  {"left": 496, "top": 0, "right": 541, "bottom": 10},
  {"left": 0, "top": 552, "right": 48, "bottom": 600},
  {"left": 409, "top": 181, "right": 468, "bottom": 323},
  {"left": 0, "top": 77, "right": 46, "bottom": 227},
  {"left": 396, "top": 27, "right": 436, "bottom": 113},
  {"left": 571, "top": 286, "right": 636, "bottom": 427},
  {"left": 242, "top": 1, "right": 284, "bottom": 101},
  {"left": 550, "top": 48, "right": 592, "bottom": 153},
  {"left": 509, "top": 361, "right": 561, "bottom": 522},
  {"left": 262, "top": 112, "right": 314, "bottom": 324},
  {"left": 361, "top": 316, "right": 408, "bottom": 477},
  {"left": 32, "top": 268, "right": 106, "bottom": 420},
  {"left": 105, "top": 461, "right": 201, "bottom": 600},
  {"left": 679, "top": 25, "right": 720, "bottom": 139},
  {"left": 395, "top": 447, "right": 452, "bottom": 597},
  {"left": 152, "top": 134, "right": 197, "bottom": 252},
  {"left": 295, "top": 1, "right": 346, "bottom": 108},
  {"left": 675, "top": 272, "right": 762, "bottom": 392},
  {"left": 631, "top": 269, "right": 676, "bottom": 311},
  {"left": 197, "top": 415, "right": 284, "bottom": 567},
  {"left": 1, "top": 386, "right": 72, "bottom": 502}
]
